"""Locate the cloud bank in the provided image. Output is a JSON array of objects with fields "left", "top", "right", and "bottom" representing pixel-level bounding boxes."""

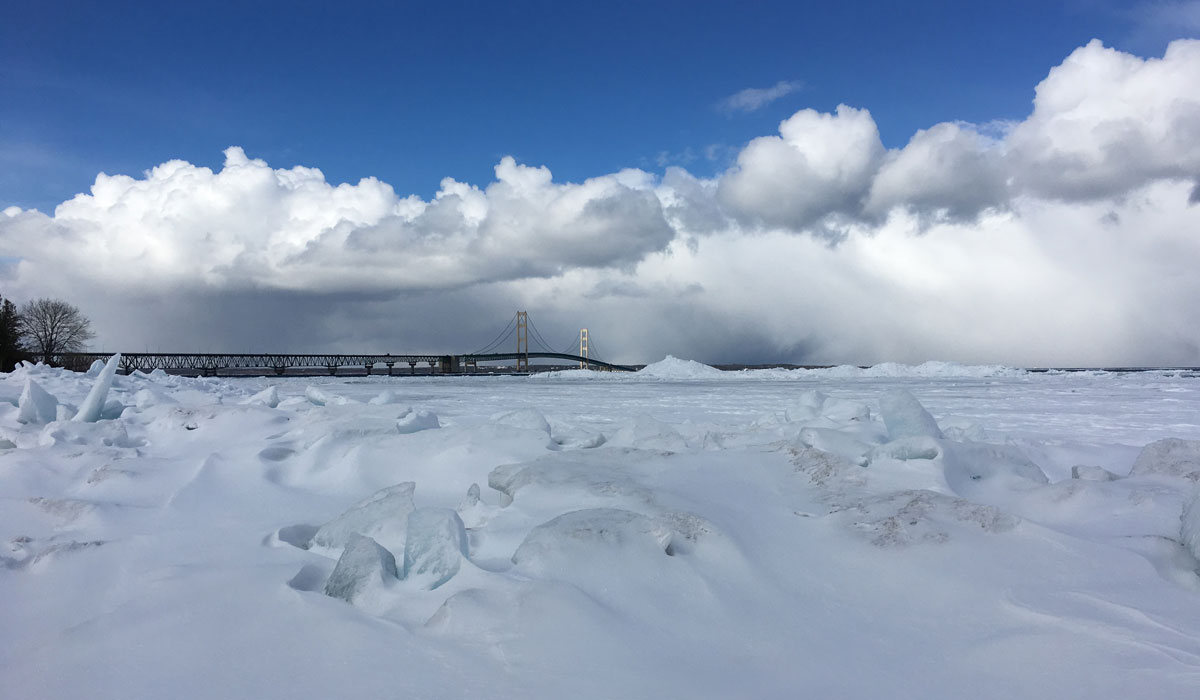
[{"left": 2, "top": 39, "right": 1200, "bottom": 366}]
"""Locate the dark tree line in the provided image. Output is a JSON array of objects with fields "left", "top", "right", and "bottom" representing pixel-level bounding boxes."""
[{"left": 0, "top": 295, "right": 94, "bottom": 371}]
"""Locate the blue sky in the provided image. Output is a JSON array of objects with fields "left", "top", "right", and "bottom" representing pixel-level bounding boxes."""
[
  {"left": 1, "top": 0, "right": 1180, "bottom": 212},
  {"left": 2, "top": 1, "right": 1200, "bottom": 366}
]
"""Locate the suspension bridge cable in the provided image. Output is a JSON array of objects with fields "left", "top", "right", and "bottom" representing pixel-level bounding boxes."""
[
  {"left": 477, "top": 322, "right": 516, "bottom": 354},
  {"left": 555, "top": 333, "right": 579, "bottom": 356},
  {"left": 525, "top": 316, "right": 558, "bottom": 353},
  {"left": 471, "top": 313, "right": 518, "bottom": 354},
  {"left": 587, "top": 336, "right": 609, "bottom": 363}
]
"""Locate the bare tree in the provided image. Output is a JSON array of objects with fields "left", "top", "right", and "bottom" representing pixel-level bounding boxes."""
[{"left": 18, "top": 298, "right": 95, "bottom": 364}]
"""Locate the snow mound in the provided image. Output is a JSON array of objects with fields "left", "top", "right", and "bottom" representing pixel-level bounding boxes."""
[
  {"left": 636, "top": 356, "right": 724, "bottom": 379},
  {"left": 396, "top": 408, "right": 440, "bottom": 434},
  {"left": 878, "top": 389, "right": 943, "bottom": 440},
  {"left": 491, "top": 408, "right": 551, "bottom": 434},
  {"left": 605, "top": 414, "right": 691, "bottom": 451},
  {"left": 488, "top": 455, "right": 654, "bottom": 509},
  {"left": 402, "top": 508, "right": 468, "bottom": 590},
  {"left": 836, "top": 490, "right": 1020, "bottom": 547},
  {"left": 942, "top": 442, "right": 1049, "bottom": 499},
  {"left": 324, "top": 534, "right": 399, "bottom": 605},
  {"left": 18, "top": 379, "right": 58, "bottom": 424},
  {"left": 512, "top": 508, "right": 673, "bottom": 576},
  {"left": 310, "top": 482, "right": 416, "bottom": 555},
  {"left": 1129, "top": 439, "right": 1200, "bottom": 482}
]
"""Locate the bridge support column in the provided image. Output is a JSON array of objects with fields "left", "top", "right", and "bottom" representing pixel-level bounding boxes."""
[
  {"left": 409, "top": 362, "right": 417, "bottom": 375},
  {"left": 364, "top": 364, "right": 372, "bottom": 376},
  {"left": 273, "top": 366, "right": 286, "bottom": 376},
  {"left": 326, "top": 365, "right": 339, "bottom": 376},
  {"left": 385, "top": 362, "right": 394, "bottom": 376},
  {"left": 427, "top": 361, "right": 437, "bottom": 374}
]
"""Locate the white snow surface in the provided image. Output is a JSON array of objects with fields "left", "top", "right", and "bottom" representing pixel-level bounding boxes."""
[{"left": 3, "top": 364, "right": 1200, "bottom": 698}]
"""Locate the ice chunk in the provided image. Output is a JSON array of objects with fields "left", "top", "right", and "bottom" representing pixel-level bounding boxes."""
[
  {"left": 368, "top": 390, "right": 398, "bottom": 405},
  {"left": 457, "top": 483, "right": 491, "bottom": 529},
  {"left": 491, "top": 408, "right": 550, "bottom": 434},
  {"left": 17, "top": 379, "right": 58, "bottom": 424},
  {"left": 85, "top": 359, "right": 105, "bottom": 377},
  {"left": 73, "top": 353, "right": 121, "bottom": 423},
  {"left": 402, "top": 508, "right": 468, "bottom": 589},
  {"left": 797, "top": 427, "right": 871, "bottom": 465},
  {"left": 878, "top": 389, "right": 943, "bottom": 440},
  {"left": 1129, "top": 439, "right": 1200, "bottom": 482},
  {"left": 304, "top": 386, "right": 330, "bottom": 406},
  {"left": 323, "top": 534, "right": 399, "bottom": 605},
  {"left": 866, "top": 436, "right": 943, "bottom": 464},
  {"left": 1182, "top": 488, "right": 1200, "bottom": 560},
  {"left": 310, "top": 482, "right": 416, "bottom": 555},
  {"left": 785, "top": 390, "right": 827, "bottom": 422},
  {"left": 101, "top": 399, "right": 125, "bottom": 420},
  {"left": 396, "top": 408, "right": 440, "bottom": 434},
  {"left": 1071, "top": 465, "right": 1120, "bottom": 481},
  {"left": 822, "top": 397, "right": 871, "bottom": 423},
  {"left": 462, "top": 483, "right": 480, "bottom": 508},
  {"left": 243, "top": 386, "right": 280, "bottom": 408}
]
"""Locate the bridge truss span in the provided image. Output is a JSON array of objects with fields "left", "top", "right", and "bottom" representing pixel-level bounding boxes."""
[{"left": 53, "top": 350, "right": 635, "bottom": 376}]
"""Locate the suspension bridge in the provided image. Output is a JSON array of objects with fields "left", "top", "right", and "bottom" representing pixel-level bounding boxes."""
[{"left": 52, "top": 311, "right": 636, "bottom": 376}]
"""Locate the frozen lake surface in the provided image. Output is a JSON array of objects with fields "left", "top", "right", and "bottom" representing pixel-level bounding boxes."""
[{"left": 3, "top": 358, "right": 1200, "bottom": 699}]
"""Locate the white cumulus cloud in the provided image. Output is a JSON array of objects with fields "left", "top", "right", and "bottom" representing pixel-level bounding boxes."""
[{"left": 3, "top": 40, "right": 1200, "bottom": 366}]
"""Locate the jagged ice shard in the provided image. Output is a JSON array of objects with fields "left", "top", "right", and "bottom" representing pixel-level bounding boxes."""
[{"left": 72, "top": 353, "right": 121, "bottom": 423}]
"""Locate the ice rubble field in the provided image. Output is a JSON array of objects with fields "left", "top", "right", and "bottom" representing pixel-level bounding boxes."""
[{"left": 4, "top": 357, "right": 1200, "bottom": 698}]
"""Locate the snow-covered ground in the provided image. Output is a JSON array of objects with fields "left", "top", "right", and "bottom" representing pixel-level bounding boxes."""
[{"left": 3, "top": 358, "right": 1200, "bottom": 699}]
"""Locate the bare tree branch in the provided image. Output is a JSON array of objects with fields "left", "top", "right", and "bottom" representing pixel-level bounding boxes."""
[{"left": 18, "top": 298, "right": 95, "bottom": 364}]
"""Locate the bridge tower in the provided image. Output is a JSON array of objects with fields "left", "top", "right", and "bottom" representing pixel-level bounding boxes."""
[
  {"left": 516, "top": 310, "right": 529, "bottom": 372},
  {"left": 579, "top": 328, "right": 589, "bottom": 369}
]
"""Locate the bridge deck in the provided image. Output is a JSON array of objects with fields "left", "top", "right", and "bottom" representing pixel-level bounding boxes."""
[{"left": 53, "top": 351, "right": 635, "bottom": 375}]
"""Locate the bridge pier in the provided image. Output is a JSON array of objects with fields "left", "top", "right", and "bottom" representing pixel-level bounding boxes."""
[
  {"left": 385, "top": 362, "right": 394, "bottom": 376},
  {"left": 273, "top": 366, "right": 286, "bottom": 376},
  {"left": 364, "top": 363, "right": 372, "bottom": 376},
  {"left": 409, "top": 362, "right": 417, "bottom": 375},
  {"left": 326, "top": 365, "right": 339, "bottom": 376}
]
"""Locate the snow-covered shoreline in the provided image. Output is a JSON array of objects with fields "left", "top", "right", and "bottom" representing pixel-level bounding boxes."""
[{"left": 3, "top": 359, "right": 1200, "bottom": 699}]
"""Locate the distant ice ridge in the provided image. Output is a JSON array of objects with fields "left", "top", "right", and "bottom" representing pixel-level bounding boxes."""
[
  {"left": 786, "top": 361, "right": 1025, "bottom": 378},
  {"left": 538, "top": 357, "right": 1024, "bottom": 380}
]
